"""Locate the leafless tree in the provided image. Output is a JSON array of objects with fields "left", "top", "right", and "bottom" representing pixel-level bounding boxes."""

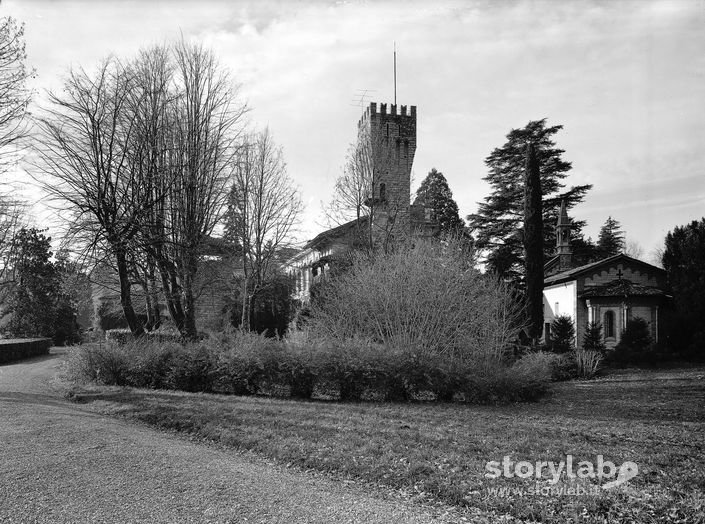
[
  {"left": 324, "top": 122, "right": 404, "bottom": 251},
  {"left": 623, "top": 238, "right": 644, "bottom": 260},
  {"left": 0, "top": 17, "right": 33, "bottom": 173},
  {"left": 34, "top": 58, "right": 150, "bottom": 337},
  {"left": 227, "top": 128, "right": 302, "bottom": 329},
  {"left": 158, "top": 39, "right": 247, "bottom": 339}
]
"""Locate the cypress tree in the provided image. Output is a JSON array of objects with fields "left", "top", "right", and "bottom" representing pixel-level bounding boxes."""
[{"left": 523, "top": 142, "right": 543, "bottom": 341}]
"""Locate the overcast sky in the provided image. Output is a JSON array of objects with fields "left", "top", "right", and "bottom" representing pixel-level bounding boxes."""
[{"left": 4, "top": 0, "right": 705, "bottom": 261}]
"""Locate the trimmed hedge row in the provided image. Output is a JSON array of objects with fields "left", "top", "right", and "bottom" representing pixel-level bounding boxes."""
[
  {"left": 69, "top": 334, "right": 553, "bottom": 404},
  {"left": 0, "top": 338, "right": 52, "bottom": 364},
  {"left": 105, "top": 329, "right": 183, "bottom": 345}
]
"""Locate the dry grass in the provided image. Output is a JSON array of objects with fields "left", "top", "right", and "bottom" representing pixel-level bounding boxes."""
[{"left": 70, "top": 366, "right": 705, "bottom": 523}]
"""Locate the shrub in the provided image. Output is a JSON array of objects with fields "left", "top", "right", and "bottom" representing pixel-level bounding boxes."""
[
  {"left": 575, "top": 349, "right": 603, "bottom": 378},
  {"left": 217, "top": 331, "right": 283, "bottom": 395},
  {"left": 67, "top": 343, "right": 131, "bottom": 386},
  {"left": 582, "top": 321, "right": 606, "bottom": 353},
  {"left": 461, "top": 358, "right": 550, "bottom": 404},
  {"left": 105, "top": 329, "right": 133, "bottom": 345},
  {"left": 610, "top": 317, "right": 654, "bottom": 364},
  {"left": 309, "top": 238, "right": 524, "bottom": 368},
  {"left": 549, "top": 315, "right": 575, "bottom": 353},
  {"left": 163, "top": 343, "right": 220, "bottom": 392},
  {"left": 281, "top": 342, "right": 318, "bottom": 399},
  {"left": 550, "top": 353, "right": 579, "bottom": 381},
  {"left": 309, "top": 337, "right": 379, "bottom": 401}
]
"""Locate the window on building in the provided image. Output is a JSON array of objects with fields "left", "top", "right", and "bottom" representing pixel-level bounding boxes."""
[
  {"left": 379, "top": 183, "right": 386, "bottom": 202},
  {"left": 604, "top": 310, "right": 615, "bottom": 338}
]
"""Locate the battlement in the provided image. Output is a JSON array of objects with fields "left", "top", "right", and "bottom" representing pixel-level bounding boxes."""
[{"left": 359, "top": 102, "right": 416, "bottom": 127}]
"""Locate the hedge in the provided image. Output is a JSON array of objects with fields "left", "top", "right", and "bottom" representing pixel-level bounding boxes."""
[{"left": 0, "top": 338, "right": 52, "bottom": 364}]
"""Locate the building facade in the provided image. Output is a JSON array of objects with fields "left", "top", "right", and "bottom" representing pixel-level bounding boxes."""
[{"left": 543, "top": 202, "right": 668, "bottom": 349}]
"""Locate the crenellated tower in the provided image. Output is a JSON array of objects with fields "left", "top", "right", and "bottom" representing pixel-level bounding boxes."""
[{"left": 357, "top": 102, "right": 417, "bottom": 244}]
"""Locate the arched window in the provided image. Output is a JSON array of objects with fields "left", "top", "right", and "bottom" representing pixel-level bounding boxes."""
[
  {"left": 379, "top": 183, "right": 386, "bottom": 202},
  {"left": 604, "top": 310, "right": 615, "bottom": 338}
]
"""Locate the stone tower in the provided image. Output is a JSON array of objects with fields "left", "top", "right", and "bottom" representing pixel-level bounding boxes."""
[
  {"left": 556, "top": 198, "right": 573, "bottom": 270},
  {"left": 357, "top": 102, "right": 417, "bottom": 244}
]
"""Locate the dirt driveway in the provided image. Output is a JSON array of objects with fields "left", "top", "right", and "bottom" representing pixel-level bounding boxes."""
[{"left": 0, "top": 350, "right": 466, "bottom": 523}]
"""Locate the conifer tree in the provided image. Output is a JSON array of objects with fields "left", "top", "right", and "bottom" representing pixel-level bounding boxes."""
[
  {"left": 414, "top": 168, "right": 465, "bottom": 234},
  {"left": 582, "top": 321, "right": 606, "bottom": 353},
  {"left": 468, "top": 119, "right": 591, "bottom": 282},
  {"left": 597, "top": 216, "right": 625, "bottom": 257},
  {"left": 550, "top": 315, "right": 575, "bottom": 353},
  {"left": 523, "top": 143, "right": 543, "bottom": 340}
]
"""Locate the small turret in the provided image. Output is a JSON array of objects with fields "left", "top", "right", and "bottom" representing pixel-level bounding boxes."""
[{"left": 556, "top": 199, "right": 572, "bottom": 270}]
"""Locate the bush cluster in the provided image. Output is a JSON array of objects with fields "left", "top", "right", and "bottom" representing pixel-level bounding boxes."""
[{"left": 68, "top": 332, "right": 551, "bottom": 404}]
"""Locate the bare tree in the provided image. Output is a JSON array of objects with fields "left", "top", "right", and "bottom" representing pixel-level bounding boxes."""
[
  {"left": 34, "top": 58, "right": 149, "bottom": 337},
  {"left": 159, "top": 39, "right": 247, "bottom": 339},
  {"left": 623, "top": 238, "right": 644, "bottom": 260},
  {"left": 226, "top": 128, "right": 302, "bottom": 330},
  {"left": 0, "top": 17, "right": 33, "bottom": 172},
  {"left": 324, "top": 123, "right": 403, "bottom": 251}
]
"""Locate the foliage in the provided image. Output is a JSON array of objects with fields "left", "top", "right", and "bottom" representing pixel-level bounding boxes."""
[
  {"left": 467, "top": 119, "right": 591, "bottom": 283},
  {"left": 549, "top": 315, "right": 575, "bottom": 353},
  {"left": 549, "top": 353, "right": 579, "bottom": 381},
  {"left": 582, "top": 320, "right": 606, "bottom": 353},
  {"left": 611, "top": 317, "right": 653, "bottom": 364},
  {"left": 523, "top": 143, "right": 543, "bottom": 339},
  {"left": 413, "top": 168, "right": 465, "bottom": 233},
  {"left": 308, "top": 237, "right": 524, "bottom": 367},
  {"left": 570, "top": 234, "right": 602, "bottom": 266},
  {"left": 662, "top": 217, "right": 705, "bottom": 356},
  {"left": 68, "top": 328, "right": 551, "bottom": 404},
  {"left": 227, "top": 272, "right": 294, "bottom": 336},
  {"left": 6, "top": 228, "right": 80, "bottom": 344},
  {"left": 597, "top": 216, "right": 624, "bottom": 257}
]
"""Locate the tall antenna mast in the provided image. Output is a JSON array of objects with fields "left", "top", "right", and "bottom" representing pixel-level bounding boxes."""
[{"left": 393, "top": 41, "right": 397, "bottom": 105}]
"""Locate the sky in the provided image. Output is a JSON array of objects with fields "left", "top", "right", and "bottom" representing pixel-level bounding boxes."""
[{"left": 3, "top": 0, "right": 705, "bottom": 262}]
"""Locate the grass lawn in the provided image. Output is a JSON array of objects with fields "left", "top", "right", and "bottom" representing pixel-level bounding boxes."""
[{"left": 69, "top": 366, "right": 705, "bottom": 523}]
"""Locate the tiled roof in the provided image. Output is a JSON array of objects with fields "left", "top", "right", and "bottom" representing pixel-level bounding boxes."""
[
  {"left": 544, "top": 253, "right": 664, "bottom": 285},
  {"left": 304, "top": 217, "right": 370, "bottom": 250},
  {"left": 580, "top": 278, "right": 668, "bottom": 298}
]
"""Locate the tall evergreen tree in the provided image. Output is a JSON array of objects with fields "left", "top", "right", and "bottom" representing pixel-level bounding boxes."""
[
  {"left": 414, "top": 168, "right": 465, "bottom": 234},
  {"left": 468, "top": 119, "right": 591, "bottom": 282},
  {"left": 7, "top": 228, "right": 61, "bottom": 339},
  {"left": 597, "top": 216, "right": 625, "bottom": 257},
  {"left": 662, "top": 218, "right": 705, "bottom": 354},
  {"left": 523, "top": 143, "right": 543, "bottom": 340}
]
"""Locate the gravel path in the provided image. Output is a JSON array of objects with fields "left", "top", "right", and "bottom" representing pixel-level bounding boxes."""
[{"left": 0, "top": 350, "right": 470, "bottom": 523}]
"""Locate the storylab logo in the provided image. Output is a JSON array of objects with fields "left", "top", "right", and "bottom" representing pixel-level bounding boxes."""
[{"left": 485, "top": 455, "right": 638, "bottom": 491}]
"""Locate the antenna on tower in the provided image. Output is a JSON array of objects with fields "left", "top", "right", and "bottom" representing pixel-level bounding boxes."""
[
  {"left": 393, "top": 41, "right": 397, "bottom": 105},
  {"left": 351, "top": 89, "right": 377, "bottom": 109}
]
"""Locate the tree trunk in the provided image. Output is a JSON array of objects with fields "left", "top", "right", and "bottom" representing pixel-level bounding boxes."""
[
  {"left": 147, "top": 257, "right": 161, "bottom": 330},
  {"left": 156, "top": 257, "right": 185, "bottom": 333},
  {"left": 523, "top": 142, "right": 544, "bottom": 342},
  {"left": 115, "top": 248, "right": 145, "bottom": 338},
  {"left": 181, "top": 254, "right": 198, "bottom": 341}
]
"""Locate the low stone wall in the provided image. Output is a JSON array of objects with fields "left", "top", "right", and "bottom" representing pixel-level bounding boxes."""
[{"left": 0, "top": 338, "right": 52, "bottom": 364}]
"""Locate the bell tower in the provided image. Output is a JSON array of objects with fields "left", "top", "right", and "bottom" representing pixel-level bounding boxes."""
[
  {"left": 556, "top": 198, "right": 573, "bottom": 270},
  {"left": 357, "top": 102, "right": 417, "bottom": 243}
]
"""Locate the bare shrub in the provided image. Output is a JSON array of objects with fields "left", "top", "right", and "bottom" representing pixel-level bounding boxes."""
[
  {"left": 575, "top": 349, "right": 603, "bottom": 378},
  {"left": 308, "top": 238, "right": 524, "bottom": 370}
]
